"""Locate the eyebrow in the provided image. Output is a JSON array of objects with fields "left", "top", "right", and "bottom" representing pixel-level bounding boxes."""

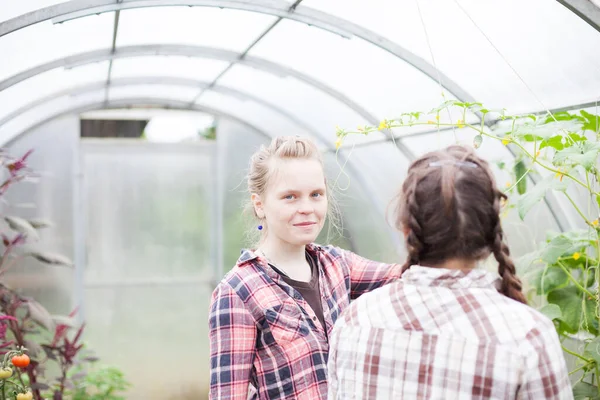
[{"left": 276, "top": 187, "right": 326, "bottom": 194}]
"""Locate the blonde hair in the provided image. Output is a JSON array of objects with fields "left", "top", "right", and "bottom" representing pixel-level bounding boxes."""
[{"left": 245, "top": 136, "right": 341, "bottom": 245}]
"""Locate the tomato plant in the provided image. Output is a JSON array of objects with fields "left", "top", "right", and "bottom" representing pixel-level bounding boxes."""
[{"left": 10, "top": 355, "right": 29, "bottom": 369}]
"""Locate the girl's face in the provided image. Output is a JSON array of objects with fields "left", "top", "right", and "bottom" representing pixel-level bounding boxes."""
[{"left": 252, "top": 158, "right": 328, "bottom": 247}]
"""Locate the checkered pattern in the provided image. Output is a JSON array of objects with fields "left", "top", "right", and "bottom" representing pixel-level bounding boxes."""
[
  {"left": 208, "top": 243, "right": 403, "bottom": 399},
  {"left": 327, "top": 265, "right": 573, "bottom": 400}
]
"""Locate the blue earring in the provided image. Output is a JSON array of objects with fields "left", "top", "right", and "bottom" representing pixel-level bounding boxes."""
[{"left": 257, "top": 225, "right": 263, "bottom": 231}]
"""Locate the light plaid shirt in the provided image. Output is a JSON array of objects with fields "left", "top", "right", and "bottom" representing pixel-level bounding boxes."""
[
  {"left": 328, "top": 265, "right": 573, "bottom": 400},
  {"left": 208, "top": 244, "right": 403, "bottom": 399}
]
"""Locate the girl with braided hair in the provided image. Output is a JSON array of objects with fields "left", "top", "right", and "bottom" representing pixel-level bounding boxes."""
[{"left": 328, "top": 145, "right": 572, "bottom": 399}]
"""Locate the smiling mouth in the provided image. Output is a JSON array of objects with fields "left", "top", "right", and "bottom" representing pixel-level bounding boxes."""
[{"left": 294, "top": 222, "right": 316, "bottom": 227}]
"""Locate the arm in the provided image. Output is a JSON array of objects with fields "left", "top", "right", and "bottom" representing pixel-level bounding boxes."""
[
  {"left": 208, "top": 282, "right": 257, "bottom": 400},
  {"left": 340, "top": 248, "right": 403, "bottom": 299},
  {"left": 327, "top": 317, "right": 345, "bottom": 400},
  {"left": 519, "top": 321, "right": 573, "bottom": 399}
]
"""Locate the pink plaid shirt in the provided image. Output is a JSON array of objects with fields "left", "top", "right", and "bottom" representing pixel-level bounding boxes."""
[
  {"left": 208, "top": 244, "right": 403, "bottom": 399},
  {"left": 328, "top": 265, "right": 573, "bottom": 400}
]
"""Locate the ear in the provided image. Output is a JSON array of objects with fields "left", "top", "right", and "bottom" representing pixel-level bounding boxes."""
[
  {"left": 251, "top": 193, "right": 264, "bottom": 219},
  {"left": 402, "top": 224, "right": 410, "bottom": 237}
]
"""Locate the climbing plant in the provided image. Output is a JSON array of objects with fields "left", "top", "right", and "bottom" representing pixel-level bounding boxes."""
[{"left": 336, "top": 100, "right": 600, "bottom": 397}]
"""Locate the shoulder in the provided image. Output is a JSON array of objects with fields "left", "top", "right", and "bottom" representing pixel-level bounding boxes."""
[
  {"left": 212, "top": 262, "right": 264, "bottom": 304},
  {"left": 342, "top": 279, "right": 401, "bottom": 325},
  {"left": 311, "top": 243, "right": 355, "bottom": 267},
  {"left": 496, "top": 294, "right": 555, "bottom": 331},
  {"left": 310, "top": 243, "right": 351, "bottom": 277}
]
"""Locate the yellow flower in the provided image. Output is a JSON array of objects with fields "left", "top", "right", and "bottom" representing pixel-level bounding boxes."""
[
  {"left": 378, "top": 120, "right": 388, "bottom": 131},
  {"left": 435, "top": 115, "right": 440, "bottom": 121},
  {"left": 555, "top": 169, "right": 564, "bottom": 182},
  {"left": 335, "top": 138, "right": 342, "bottom": 150},
  {"left": 502, "top": 138, "right": 510, "bottom": 146},
  {"left": 536, "top": 150, "right": 541, "bottom": 157},
  {"left": 505, "top": 182, "right": 512, "bottom": 188},
  {"left": 427, "top": 120, "right": 435, "bottom": 124},
  {"left": 457, "top": 119, "right": 465, "bottom": 128},
  {"left": 573, "top": 252, "right": 581, "bottom": 260},
  {"left": 592, "top": 219, "right": 599, "bottom": 227}
]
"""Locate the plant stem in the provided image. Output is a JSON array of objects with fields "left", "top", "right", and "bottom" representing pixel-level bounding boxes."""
[
  {"left": 355, "top": 120, "right": 600, "bottom": 195},
  {"left": 562, "top": 345, "right": 592, "bottom": 363},
  {"left": 8, "top": 320, "right": 41, "bottom": 400},
  {"left": 556, "top": 261, "right": 596, "bottom": 298},
  {"left": 564, "top": 192, "right": 593, "bottom": 226},
  {"left": 505, "top": 166, "right": 532, "bottom": 193},
  {"left": 569, "top": 362, "right": 592, "bottom": 376}
]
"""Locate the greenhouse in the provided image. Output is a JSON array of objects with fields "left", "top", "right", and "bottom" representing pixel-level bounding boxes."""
[{"left": 0, "top": 0, "right": 599, "bottom": 399}]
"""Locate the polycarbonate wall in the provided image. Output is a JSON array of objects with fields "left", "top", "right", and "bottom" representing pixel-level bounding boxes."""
[
  {"left": 81, "top": 139, "right": 215, "bottom": 399},
  {"left": 3, "top": 115, "right": 79, "bottom": 315}
]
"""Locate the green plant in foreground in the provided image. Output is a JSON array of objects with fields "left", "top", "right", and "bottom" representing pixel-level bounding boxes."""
[{"left": 337, "top": 100, "right": 600, "bottom": 397}]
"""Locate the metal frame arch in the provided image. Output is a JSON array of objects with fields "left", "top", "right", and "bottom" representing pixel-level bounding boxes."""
[
  {"left": 0, "top": 0, "right": 477, "bottom": 108},
  {"left": 0, "top": 76, "right": 321, "bottom": 145},
  {"left": 0, "top": 44, "right": 416, "bottom": 159},
  {"left": 556, "top": 0, "right": 600, "bottom": 33}
]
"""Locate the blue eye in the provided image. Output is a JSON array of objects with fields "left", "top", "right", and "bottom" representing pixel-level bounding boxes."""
[
  {"left": 312, "top": 193, "right": 321, "bottom": 197},
  {"left": 284, "top": 194, "right": 295, "bottom": 200}
]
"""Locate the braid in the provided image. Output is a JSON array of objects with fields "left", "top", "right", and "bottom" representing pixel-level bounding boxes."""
[
  {"left": 401, "top": 183, "right": 425, "bottom": 274},
  {"left": 490, "top": 191, "right": 527, "bottom": 304}
]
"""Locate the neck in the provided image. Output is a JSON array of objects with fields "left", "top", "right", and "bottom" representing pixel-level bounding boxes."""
[
  {"left": 258, "top": 237, "right": 307, "bottom": 265},
  {"left": 425, "top": 257, "right": 477, "bottom": 272}
]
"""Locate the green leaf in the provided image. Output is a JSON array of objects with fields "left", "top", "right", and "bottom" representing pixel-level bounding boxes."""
[
  {"left": 539, "top": 132, "right": 587, "bottom": 151},
  {"left": 585, "top": 337, "right": 600, "bottom": 366},
  {"left": 573, "top": 381, "right": 600, "bottom": 400},
  {"left": 511, "top": 119, "right": 583, "bottom": 141},
  {"left": 520, "top": 134, "right": 544, "bottom": 142},
  {"left": 581, "top": 110, "right": 600, "bottom": 133},
  {"left": 518, "top": 175, "right": 568, "bottom": 220},
  {"left": 548, "top": 286, "right": 598, "bottom": 335},
  {"left": 533, "top": 266, "right": 568, "bottom": 294},
  {"left": 596, "top": 194, "right": 600, "bottom": 210},
  {"left": 540, "top": 304, "right": 562, "bottom": 321},
  {"left": 539, "top": 234, "right": 591, "bottom": 265},
  {"left": 554, "top": 141, "right": 600, "bottom": 171},
  {"left": 516, "top": 249, "right": 543, "bottom": 271},
  {"left": 560, "top": 229, "right": 598, "bottom": 245},
  {"left": 514, "top": 160, "right": 527, "bottom": 195},
  {"left": 544, "top": 111, "right": 584, "bottom": 123}
]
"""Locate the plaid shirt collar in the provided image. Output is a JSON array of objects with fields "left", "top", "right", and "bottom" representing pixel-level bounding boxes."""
[
  {"left": 402, "top": 265, "right": 502, "bottom": 290},
  {"left": 237, "top": 243, "right": 324, "bottom": 264},
  {"left": 236, "top": 243, "right": 325, "bottom": 293}
]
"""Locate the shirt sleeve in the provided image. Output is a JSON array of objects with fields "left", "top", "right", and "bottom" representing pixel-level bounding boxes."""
[
  {"left": 327, "top": 315, "right": 346, "bottom": 400},
  {"left": 520, "top": 320, "right": 573, "bottom": 400},
  {"left": 209, "top": 282, "right": 257, "bottom": 399},
  {"left": 340, "top": 248, "right": 404, "bottom": 300}
]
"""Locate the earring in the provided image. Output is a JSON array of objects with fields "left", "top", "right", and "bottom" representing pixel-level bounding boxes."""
[{"left": 257, "top": 225, "right": 263, "bottom": 231}]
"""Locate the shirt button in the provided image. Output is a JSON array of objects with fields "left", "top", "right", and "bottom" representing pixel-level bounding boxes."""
[{"left": 313, "top": 316, "right": 317, "bottom": 320}]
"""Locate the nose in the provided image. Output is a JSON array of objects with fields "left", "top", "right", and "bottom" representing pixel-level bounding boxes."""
[{"left": 297, "top": 198, "right": 314, "bottom": 214}]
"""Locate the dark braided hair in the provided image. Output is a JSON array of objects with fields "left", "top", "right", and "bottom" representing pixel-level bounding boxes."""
[{"left": 394, "top": 145, "right": 527, "bottom": 304}]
